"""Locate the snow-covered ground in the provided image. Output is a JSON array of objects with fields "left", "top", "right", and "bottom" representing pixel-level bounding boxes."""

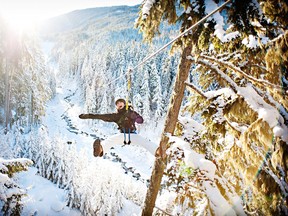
[
  {"left": 15, "top": 78, "right": 160, "bottom": 215},
  {"left": 17, "top": 167, "right": 81, "bottom": 216},
  {"left": 17, "top": 167, "right": 141, "bottom": 216},
  {"left": 14, "top": 76, "right": 246, "bottom": 215},
  {"left": 12, "top": 70, "right": 247, "bottom": 215}
]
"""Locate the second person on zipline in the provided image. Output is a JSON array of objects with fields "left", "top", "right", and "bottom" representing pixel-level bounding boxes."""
[{"left": 79, "top": 98, "right": 144, "bottom": 157}]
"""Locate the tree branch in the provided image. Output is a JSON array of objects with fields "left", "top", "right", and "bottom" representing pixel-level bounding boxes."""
[
  {"left": 185, "top": 81, "right": 207, "bottom": 99},
  {"left": 187, "top": 56, "right": 239, "bottom": 93},
  {"left": 201, "top": 54, "right": 282, "bottom": 91}
]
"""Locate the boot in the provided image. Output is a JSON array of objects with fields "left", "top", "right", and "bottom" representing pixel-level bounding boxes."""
[
  {"left": 155, "top": 147, "right": 160, "bottom": 157},
  {"left": 93, "top": 139, "right": 103, "bottom": 157}
]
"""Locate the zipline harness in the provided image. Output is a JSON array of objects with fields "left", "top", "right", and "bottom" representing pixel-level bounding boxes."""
[
  {"left": 118, "top": 0, "right": 232, "bottom": 145},
  {"left": 115, "top": 0, "right": 232, "bottom": 145}
]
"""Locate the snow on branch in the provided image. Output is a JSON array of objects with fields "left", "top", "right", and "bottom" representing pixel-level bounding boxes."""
[
  {"left": 167, "top": 135, "right": 245, "bottom": 215},
  {"left": 0, "top": 158, "right": 33, "bottom": 177},
  {"left": 142, "top": 0, "right": 156, "bottom": 19},
  {"left": 265, "top": 30, "right": 288, "bottom": 47},
  {"left": 187, "top": 56, "right": 288, "bottom": 142},
  {"left": 237, "top": 85, "right": 288, "bottom": 142},
  {"left": 205, "top": 0, "right": 240, "bottom": 43},
  {"left": 187, "top": 55, "right": 239, "bottom": 92},
  {"left": 201, "top": 55, "right": 282, "bottom": 91},
  {"left": 184, "top": 81, "right": 243, "bottom": 136},
  {"left": 0, "top": 157, "right": 31, "bottom": 215}
]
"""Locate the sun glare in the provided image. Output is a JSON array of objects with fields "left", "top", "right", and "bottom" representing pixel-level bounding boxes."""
[
  {"left": 0, "top": 0, "right": 144, "bottom": 32},
  {"left": 0, "top": 2, "right": 50, "bottom": 32},
  {"left": 2, "top": 13, "right": 36, "bottom": 31}
]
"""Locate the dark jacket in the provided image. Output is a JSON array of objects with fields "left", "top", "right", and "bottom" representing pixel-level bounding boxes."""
[{"left": 79, "top": 107, "right": 143, "bottom": 133}]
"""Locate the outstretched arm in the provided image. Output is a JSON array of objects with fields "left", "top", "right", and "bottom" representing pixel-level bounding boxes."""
[{"left": 79, "top": 113, "right": 118, "bottom": 122}]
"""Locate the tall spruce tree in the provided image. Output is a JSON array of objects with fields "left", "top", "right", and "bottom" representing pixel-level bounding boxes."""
[
  {"left": 0, "top": 16, "right": 54, "bottom": 133},
  {"left": 136, "top": 0, "right": 288, "bottom": 215}
]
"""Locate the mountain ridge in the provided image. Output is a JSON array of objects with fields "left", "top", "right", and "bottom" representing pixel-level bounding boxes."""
[{"left": 39, "top": 5, "right": 140, "bottom": 36}]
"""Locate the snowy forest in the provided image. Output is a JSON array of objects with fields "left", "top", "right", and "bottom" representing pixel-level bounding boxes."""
[{"left": 1, "top": 0, "right": 288, "bottom": 215}]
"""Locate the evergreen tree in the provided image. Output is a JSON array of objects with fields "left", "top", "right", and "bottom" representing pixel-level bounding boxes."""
[
  {"left": 0, "top": 16, "right": 55, "bottom": 132},
  {"left": 0, "top": 157, "right": 32, "bottom": 215},
  {"left": 140, "top": 65, "right": 151, "bottom": 120},
  {"left": 136, "top": 0, "right": 288, "bottom": 214},
  {"left": 150, "top": 61, "right": 164, "bottom": 120}
]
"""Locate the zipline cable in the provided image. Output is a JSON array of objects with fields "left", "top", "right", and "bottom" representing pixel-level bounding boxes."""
[
  {"left": 104, "top": 0, "right": 232, "bottom": 87},
  {"left": 131, "top": 0, "right": 232, "bottom": 71}
]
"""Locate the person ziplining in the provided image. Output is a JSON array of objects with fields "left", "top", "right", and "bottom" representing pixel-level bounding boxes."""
[
  {"left": 79, "top": 98, "right": 158, "bottom": 157},
  {"left": 79, "top": 1, "right": 234, "bottom": 214}
]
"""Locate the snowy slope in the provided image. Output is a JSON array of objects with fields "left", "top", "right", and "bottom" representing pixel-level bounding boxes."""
[
  {"left": 17, "top": 166, "right": 142, "bottom": 216},
  {"left": 16, "top": 76, "right": 158, "bottom": 215},
  {"left": 17, "top": 167, "right": 81, "bottom": 216},
  {"left": 42, "top": 78, "right": 156, "bottom": 179}
]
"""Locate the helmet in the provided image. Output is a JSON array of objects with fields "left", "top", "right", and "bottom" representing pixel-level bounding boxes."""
[{"left": 115, "top": 98, "right": 126, "bottom": 105}]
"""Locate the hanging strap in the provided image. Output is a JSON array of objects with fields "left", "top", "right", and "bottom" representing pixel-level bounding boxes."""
[
  {"left": 123, "top": 69, "right": 132, "bottom": 145},
  {"left": 126, "top": 68, "right": 132, "bottom": 111}
]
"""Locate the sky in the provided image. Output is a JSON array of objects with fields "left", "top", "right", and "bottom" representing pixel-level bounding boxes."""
[{"left": 0, "top": 0, "right": 142, "bottom": 29}]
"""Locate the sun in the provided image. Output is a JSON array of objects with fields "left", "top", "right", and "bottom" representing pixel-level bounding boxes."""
[
  {"left": 0, "top": 7, "right": 48, "bottom": 32},
  {"left": 0, "top": 1, "right": 52, "bottom": 32},
  {"left": 1, "top": 14, "right": 35, "bottom": 31}
]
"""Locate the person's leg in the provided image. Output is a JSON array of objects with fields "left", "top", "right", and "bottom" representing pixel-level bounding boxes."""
[{"left": 128, "top": 128, "right": 131, "bottom": 144}]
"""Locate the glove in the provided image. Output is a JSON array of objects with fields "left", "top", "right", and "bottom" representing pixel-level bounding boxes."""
[{"left": 79, "top": 114, "right": 90, "bottom": 119}]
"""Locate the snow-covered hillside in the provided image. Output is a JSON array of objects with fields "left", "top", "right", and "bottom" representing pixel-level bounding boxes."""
[
  {"left": 13, "top": 77, "right": 160, "bottom": 215},
  {"left": 12, "top": 76, "right": 244, "bottom": 215},
  {"left": 1, "top": 1, "right": 287, "bottom": 215}
]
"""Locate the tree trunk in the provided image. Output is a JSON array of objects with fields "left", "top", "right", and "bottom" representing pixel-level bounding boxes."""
[
  {"left": 141, "top": 44, "right": 192, "bottom": 215},
  {"left": 28, "top": 91, "right": 34, "bottom": 132},
  {"left": 4, "top": 61, "right": 11, "bottom": 134}
]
